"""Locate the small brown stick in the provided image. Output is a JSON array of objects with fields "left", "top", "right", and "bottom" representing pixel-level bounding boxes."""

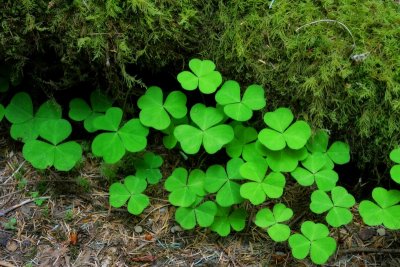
[
  {"left": 339, "top": 247, "right": 400, "bottom": 254},
  {"left": 0, "top": 261, "right": 16, "bottom": 267},
  {"left": 0, "top": 197, "right": 50, "bottom": 217}
]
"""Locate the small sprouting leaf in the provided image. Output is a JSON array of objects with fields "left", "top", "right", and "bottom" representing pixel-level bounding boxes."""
[
  {"left": 225, "top": 124, "right": 258, "bottom": 158},
  {"left": 288, "top": 221, "right": 337, "bottom": 264},
  {"left": 134, "top": 152, "right": 163, "bottom": 184},
  {"left": 259, "top": 108, "right": 311, "bottom": 151},
  {"left": 310, "top": 187, "right": 355, "bottom": 227},
  {"left": 165, "top": 168, "right": 206, "bottom": 207},
  {"left": 306, "top": 130, "right": 329, "bottom": 153},
  {"left": 210, "top": 207, "right": 247, "bottom": 236},
  {"left": 174, "top": 104, "right": 234, "bottom": 154},
  {"left": 177, "top": 59, "right": 223, "bottom": 94},
  {"left": 359, "top": 187, "right": 400, "bottom": 229},
  {"left": 215, "top": 81, "right": 265, "bottom": 121},
  {"left": 137, "top": 86, "right": 187, "bottom": 130},
  {"left": 175, "top": 200, "right": 218, "bottom": 229},
  {"left": 205, "top": 158, "right": 244, "bottom": 207},
  {"left": 255, "top": 203, "right": 293, "bottom": 242},
  {"left": 109, "top": 176, "right": 149, "bottom": 215}
]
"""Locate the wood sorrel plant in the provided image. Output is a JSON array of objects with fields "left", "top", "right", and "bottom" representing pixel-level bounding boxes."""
[{"left": 1, "top": 58, "right": 399, "bottom": 265}]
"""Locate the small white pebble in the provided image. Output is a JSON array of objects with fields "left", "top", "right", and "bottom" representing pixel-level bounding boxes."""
[
  {"left": 377, "top": 228, "right": 386, "bottom": 236},
  {"left": 134, "top": 225, "right": 143, "bottom": 233},
  {"left": 170, "top": 225, "right": 183, "bottom": 233}
]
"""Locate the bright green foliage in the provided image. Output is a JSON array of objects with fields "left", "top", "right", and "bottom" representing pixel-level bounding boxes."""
[
  {"left": 22, "top": 119, "right": 82, "bottom": 171},
  {"left": 133, "top": 152, "right": 163, "bottom": 184},
  {"left": 5, "top": 93, "right": 62, "bottom": 142},
  {"left": 205, "top": 158, "right": 244, "bottom": 207},
  {"left": 225, "top": 124, "right": 258, "bottom": 158},
  {"left": 215, "top": 80, "right": 266, "bottom": 121},
  {"left": 307, "top": 130, "right": 350, "bottom": 167},
  {"left": 310, "top": 186, "right": 355, "bottom": 227},
  {"left": 258, "top": 108, "right": 311, "bottom": 151},
  {"left": 69, "top": 90, "right": 112, "bottom": 133},
  {"left": 288, "top": 221, "right": 337, "bottom": 264},
  {"left": 210, "top": 207, "right": 247, "bottom": 236},
  {"left": 389, "top": 148, "right": 400, "bottom": 184},
  {"left": 0, "top": 104, "right": 4, "bottom": 121},
  {"left": 177, "top": 58, "right": 222, "bottom": 94},
  {"left": 239, "top": 160, "right": 285, "bottom": 205},
  {"left": 174, "top": 103, "right": 234, "bottom": 154},
  {"left": 91, "top": 107, "right": 149, "bottom": 164},
  {"left": 265, "top": 147, "right": 307, "bottom": 173},
  {"left": 109, "top": 175, "right": 149, "bottom": 215},
  {"left": 291, "top": 153, "right": 339, "bottom": 191},
  {"left": 137, "top": 86, "right": 187, "bottom": 130},
  {"left": 359, "top": 187, "right": 400, "bottom": 229},
  {"left": 175, "top": 198, "right": 218, "bottom": 229},
  {"left": 165, "top": 168, "right": 206, "bottom": 207},
  {"left": 255, "top": 203, "right": 293, "bottom": 242},
  {"left": 161, "top": 117, "right": 188, "bottom": 149}
]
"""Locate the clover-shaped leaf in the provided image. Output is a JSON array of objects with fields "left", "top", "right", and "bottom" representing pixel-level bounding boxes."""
[
  {"left": 255, "top": 203, "right": 293, "bottom": 242},
  {"left": 69, "top": 90, "right": 112, "bottom": 132},
  {"left": 175, "top": 199, "right": 218, "bottom": 229},
  {"left": 91, "top": 107, "right": 149, "bottom": 164},
  {"left": 162, "top": 116, "right": 188, "bottom": 149},
  {"left": 265, "top": 147, "right": 307, "bottom": 173},
  {"left": 177, "top": 59, "right": 222, "bottom": 94},
  {"left": 174, "top": 104, "right": 234, "bottom": 154},
  {"left": 310, "top": 186, "right": 355, "bottom": 227},
  {"left": 390, "top": 148, "right": 400, "bottom": 184},
  {"left": 225, "top": 124, "right": 258, "bottom": 158},
  {"left": 307, "top": 130, "right": 350, "bottom": 166},
  {"left": 109, "top": 175, "right": 150, "bottom": 215},
  {"left": 239, "top": 160, "right": 285, "bottom": 205},
  {"left": 291, "top": 153, "right": 338, "bottom": 191},
  {"left": 165, "top": 168, "right": 206, "bottom": 207},
  {"left": 210, "top": 207, "right": 247, "bottom": 236},
  {"left": 258, "top": 108, "right": 311, "bottom": 151},
  {"left": 137, "top": 86, "right": 187, "bottom": 130},
  {"left": 215, "top": 80, "right": 266, "bottom": 121},
  {"left": 359, "top": 187, "right": 400, "bottom": 229},
  {"left": 205, "top": 158, "right": 244, "bottom": 207},
  {"left": 288, "top": 221, "right": 337, "bottom": 265},
  {"left": 22, "top": 119, "right": 82, "bottom": 171},
  {"left": 133, "top": 152, "right": 163, "bottom": 184},
  {"left": 5, "top": 93, "right": 62, "bottom": 142}
]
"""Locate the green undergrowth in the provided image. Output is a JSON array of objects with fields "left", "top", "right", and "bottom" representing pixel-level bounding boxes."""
[
  {"left": 1, "top": 58, "right": 400, "bottom": 265},
  {"left": 1, "top": 0, "right": 399, "bottom": 175}
]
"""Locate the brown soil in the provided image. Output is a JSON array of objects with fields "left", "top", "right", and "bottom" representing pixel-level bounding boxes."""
[{"left": 1, "top": 136, "right": 400, "bottom": 267}]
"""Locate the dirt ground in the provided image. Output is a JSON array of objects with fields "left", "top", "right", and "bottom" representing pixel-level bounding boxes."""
[{"left": 1, "top": 134, "right": 400, "bottom": 267}]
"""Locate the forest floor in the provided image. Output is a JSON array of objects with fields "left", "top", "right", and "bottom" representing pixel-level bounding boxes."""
[{"left": 1, "top": 133, "right": 400, "bottom": 267}]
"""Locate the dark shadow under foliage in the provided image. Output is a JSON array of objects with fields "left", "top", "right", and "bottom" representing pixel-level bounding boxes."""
[{"left": 1, "top": 0, "right": 400, "bottom": 183}]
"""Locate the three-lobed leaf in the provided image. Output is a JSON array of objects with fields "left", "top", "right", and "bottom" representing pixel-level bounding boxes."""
[
  {"left": 177, "top": 59, "right": 222, "bottom": 94},
  {"left": 359, "top": 187, "right": 400, "bottom": 229},
  {"left": 109, "top": 176, "right": 149, "bottom": 215},
  {"left": 255, "top": 203, "right": 293, "bottom": 242},
  {"left": 210, "top": 207, "right": 247, "bottom": 236},
  {"left": 288, "top": 221, "right": 337, "bottom": 265},
  {"left": 134, "top": 152, "right": 163, "bottom": 184},
  {"left": 175, "top": 200, "right": 218, "bottom": 229},
  {"left": 137, "top": 86, "right": 187, "bottom": 130},
  {"left": 310, "top": 187, "right": 355, "bottom": 227}
]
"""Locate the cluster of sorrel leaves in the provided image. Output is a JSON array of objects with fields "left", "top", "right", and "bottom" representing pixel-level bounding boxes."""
[{"left": 1, "top": 59, "right": 400, "bottom": 265}]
